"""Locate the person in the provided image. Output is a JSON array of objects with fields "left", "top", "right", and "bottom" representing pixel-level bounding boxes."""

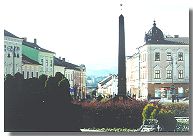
[{"left": 176, "top": 94, "right": 179, "bottom": 102}]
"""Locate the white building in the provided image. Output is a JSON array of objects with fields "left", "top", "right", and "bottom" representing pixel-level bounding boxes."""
[
  {"left": 22, "top": 54, "right": 41, "bottom": 79},
  {"left": 97, "top": 74, "right": 118, "bottom": 97},
  {"left": 4, "top": 30, "right": 23, "bottom": 76},
  {"left": 126, "top": 21, "right": 189, "bottom": 99}
]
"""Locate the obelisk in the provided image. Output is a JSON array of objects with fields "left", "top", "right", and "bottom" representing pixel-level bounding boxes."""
[{"left": 118, "top": 13, "right": 126, "bottom": 96}]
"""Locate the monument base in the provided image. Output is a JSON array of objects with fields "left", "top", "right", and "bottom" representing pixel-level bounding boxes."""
[{"left": 111, "top": 94, "right": 134, "bottom": 102}]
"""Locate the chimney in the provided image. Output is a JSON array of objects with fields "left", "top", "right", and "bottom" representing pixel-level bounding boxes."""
[
  {"left": 23, "top": 37, "right": 27, "bottom": 42},
  {"left": 174, "top": 35, "right": 179, "bottom": 38},
  {"left": 59, "top": 57, "right": 61, "bottom": 60},
  {"left": 34, "top": 38, "right": 37, "bottom": 44},
  {"left": 62, "top": 58, "right": 65, "bottom": 62}
]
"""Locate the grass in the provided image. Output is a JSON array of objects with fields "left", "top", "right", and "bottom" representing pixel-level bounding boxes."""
[{"left": 85, "top": 119, "right": 189, "bottom": 132}]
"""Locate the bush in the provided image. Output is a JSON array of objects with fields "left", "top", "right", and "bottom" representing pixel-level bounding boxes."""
[
  {"left": 160, "top": 103, "right": 189, "bottom": 117},
  {"left": 157, "top": 109, "right": 177, "bottom": 132},
  {"left": 73, "top": 99, "right": 148, "bottom": 129}
]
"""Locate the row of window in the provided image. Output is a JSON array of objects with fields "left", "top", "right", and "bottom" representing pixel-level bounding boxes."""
[
  {"left": 7, "top": 53, "right": 20, "bottom": 58},
  {"left": 5, "top": 45, "right": 20, "bottom": 52},
  {"left": 154, "top": 70, "right": 184, "bottom": 79},
  {"left": 23, "top": 71, "right": 39, "bottom": 79},
  {"left": 41, "top": 59, "right": 53, "bottom": 67},
  {"left": 155, "top": 52, "right": 184, "bottom": 61}
]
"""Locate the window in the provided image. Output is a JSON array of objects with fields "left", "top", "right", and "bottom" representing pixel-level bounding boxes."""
[
  {"left": 167, "top": 52, "right": 172, "bottom": 61},
  {"left": 36, "top": 72, "right": 38, "bottom": 78},
  {"left": 4, "top": 45, "right": 6, "bottom": 52},
  {"left": 41, "top": 59, "right": 43, "bottom": 65},
  {"left": 154, "top": 70, "right": 160, "bottom": 79},
  {"left": 178, "top": 70, "right": 184, "bottom": 79},
  {"left": 7, "top": 53, "right": 10, "bottom": 58},
  {"left": 50, "top": 60, "right": 52, "bottom": 67},
  {"left": 178, "top": 52, "right": 183, "bottom": 61},
  {"left": 31, "top": 72, "right": 33, "bottom": 78},
  {"left": 27, "top": 71, "right": 29, "bottom": 79},
  {"left": 155, "top": 52, "right": 160, "bottom": 61},
  {"left": 17, "top": 53, "right": 19, "bottom": 58},
  {"left": 166, "top": 70, "right": 172, "bottom": 79},
  {"left": 46, "top": 60, "right": 48, "bottom": 66},
  {"left": 22, "top": 71, "right": 25, "bottom": 77}
]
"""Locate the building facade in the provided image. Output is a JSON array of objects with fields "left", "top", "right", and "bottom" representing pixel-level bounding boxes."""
[
  {"left": 126, "top": 21, "right": 189, "bottom": 99},
  {"left": 22, "top": 54, "right": 41, "bottom": 79},
  {"left": 22, "top": 38, "right": 55, "bottom": 77},
  {"left": 54, "top": 57, "right": 87, "bottom": 99},
  {"left": 4, "top": 30, "right": 23, "bottom": 76},
  {"left": 97, "top": 74, "right": 118, "bottom": 97}
]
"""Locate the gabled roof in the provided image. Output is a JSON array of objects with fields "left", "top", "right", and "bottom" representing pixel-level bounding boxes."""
[
  {"left": 98, "top": 74, "right": 118, "bottom": 86},
  {"left": 99, "top": 76, "right": 112, "bottom": 86},
  {"left": 54, "top": 57, "right": 81, "bottom": 71},
  {"left": 22, "top": 54, "right": 41, "bottom": 65},
  {"left": 22, "top": 40, "right": 55, "bottom": 54},
  {"left": 4, "top": 30, "right": 20, "bottom": 39}
]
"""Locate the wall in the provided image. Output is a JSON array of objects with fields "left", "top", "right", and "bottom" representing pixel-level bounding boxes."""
[{"left": 4, "top": 36, "right": 23, "bottom": 76}]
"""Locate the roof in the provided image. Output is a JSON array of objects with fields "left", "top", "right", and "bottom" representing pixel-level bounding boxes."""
[
  {"left": 145, "top": 21, "right": 165, "bottom": 44},
  {"left": 165, "top": 37, "right": 189, "bottom": 45},
  {"left": 98, "top": 74, "right": 117, "bottom": 86},
  {"left": 22, "top": 40, "right": 55, "bottom": 54},
  {"left": 54, "top": 57, "right": 81, "bottom": 71},
  {"left": 4, "top": 30, "right": 20, "bottom": 39},
  {"left": 22, "top": 54, "right": 41, "bottom": 65},
  {"left": 145, "top": 21, "right": 189, "bottom": 45}
]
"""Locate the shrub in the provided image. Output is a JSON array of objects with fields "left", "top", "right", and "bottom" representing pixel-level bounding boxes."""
[
  {"left": 157, "top": 109, "right": 177, "bottom": 132},
  {"left": 74, "top": 99, "right": 148, "bottom": 129},
  {"left": 160, "top": 103, "right": 189, "bottom": 117}
]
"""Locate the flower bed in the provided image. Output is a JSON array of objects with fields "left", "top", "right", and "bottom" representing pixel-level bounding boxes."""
[
  {"left": 73, "top": 99, "right": 148, "bottom": 129},
  {"left": 160, "top": 103, "right": 189, "bottom": 117}
]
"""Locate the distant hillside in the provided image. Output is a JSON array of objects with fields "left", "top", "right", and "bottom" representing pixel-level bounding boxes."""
[{"left": 87, "top": 68, "right": 117, "bottom": 77}]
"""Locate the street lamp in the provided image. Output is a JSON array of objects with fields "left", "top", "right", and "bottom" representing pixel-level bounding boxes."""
[
  {"left": 170, "top": 56, "right": 177, "bottom": 100},
  {"left": 136, "top": 46, "right": 142, "bottom": 98}
]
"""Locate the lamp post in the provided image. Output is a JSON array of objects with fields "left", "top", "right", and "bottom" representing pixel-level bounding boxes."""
[
  {"left": 170, "top": 56, "right": 176, "bottom": 100},
  {"left": 136, "top": 46, "right": 142, "bottom": 98}
]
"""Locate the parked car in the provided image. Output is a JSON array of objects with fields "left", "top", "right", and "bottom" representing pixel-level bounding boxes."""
[{"left": 138, "top": 119, "right": 163, "bottom": 132}]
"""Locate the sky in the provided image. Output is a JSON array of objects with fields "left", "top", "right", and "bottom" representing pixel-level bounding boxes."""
[{"left": 0, "top": 0, "right": 191, "bottom": 75}]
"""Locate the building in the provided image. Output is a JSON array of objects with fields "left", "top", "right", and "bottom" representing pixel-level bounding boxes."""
[
  {"left": 22, "top": 54, "right": 41, "bottom": 79},
  {"left": 22, "top": 38, "right": 55, "bottom": 77},
  {"left": 4, "top": 30, "right": 23, "bottom": 76},
  {"left": 97, "top": 74, "right": 118, "bottom": 97},
  {"left": 54, "top": 57, "right": 87, "bottom": 99},
  {"left": 126, "top": 21, "right": 189, "bottom": 99}
]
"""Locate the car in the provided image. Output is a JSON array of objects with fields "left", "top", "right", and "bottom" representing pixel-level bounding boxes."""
[{"left": 138, "top": 119, "right": 163, "bottom": 132}]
